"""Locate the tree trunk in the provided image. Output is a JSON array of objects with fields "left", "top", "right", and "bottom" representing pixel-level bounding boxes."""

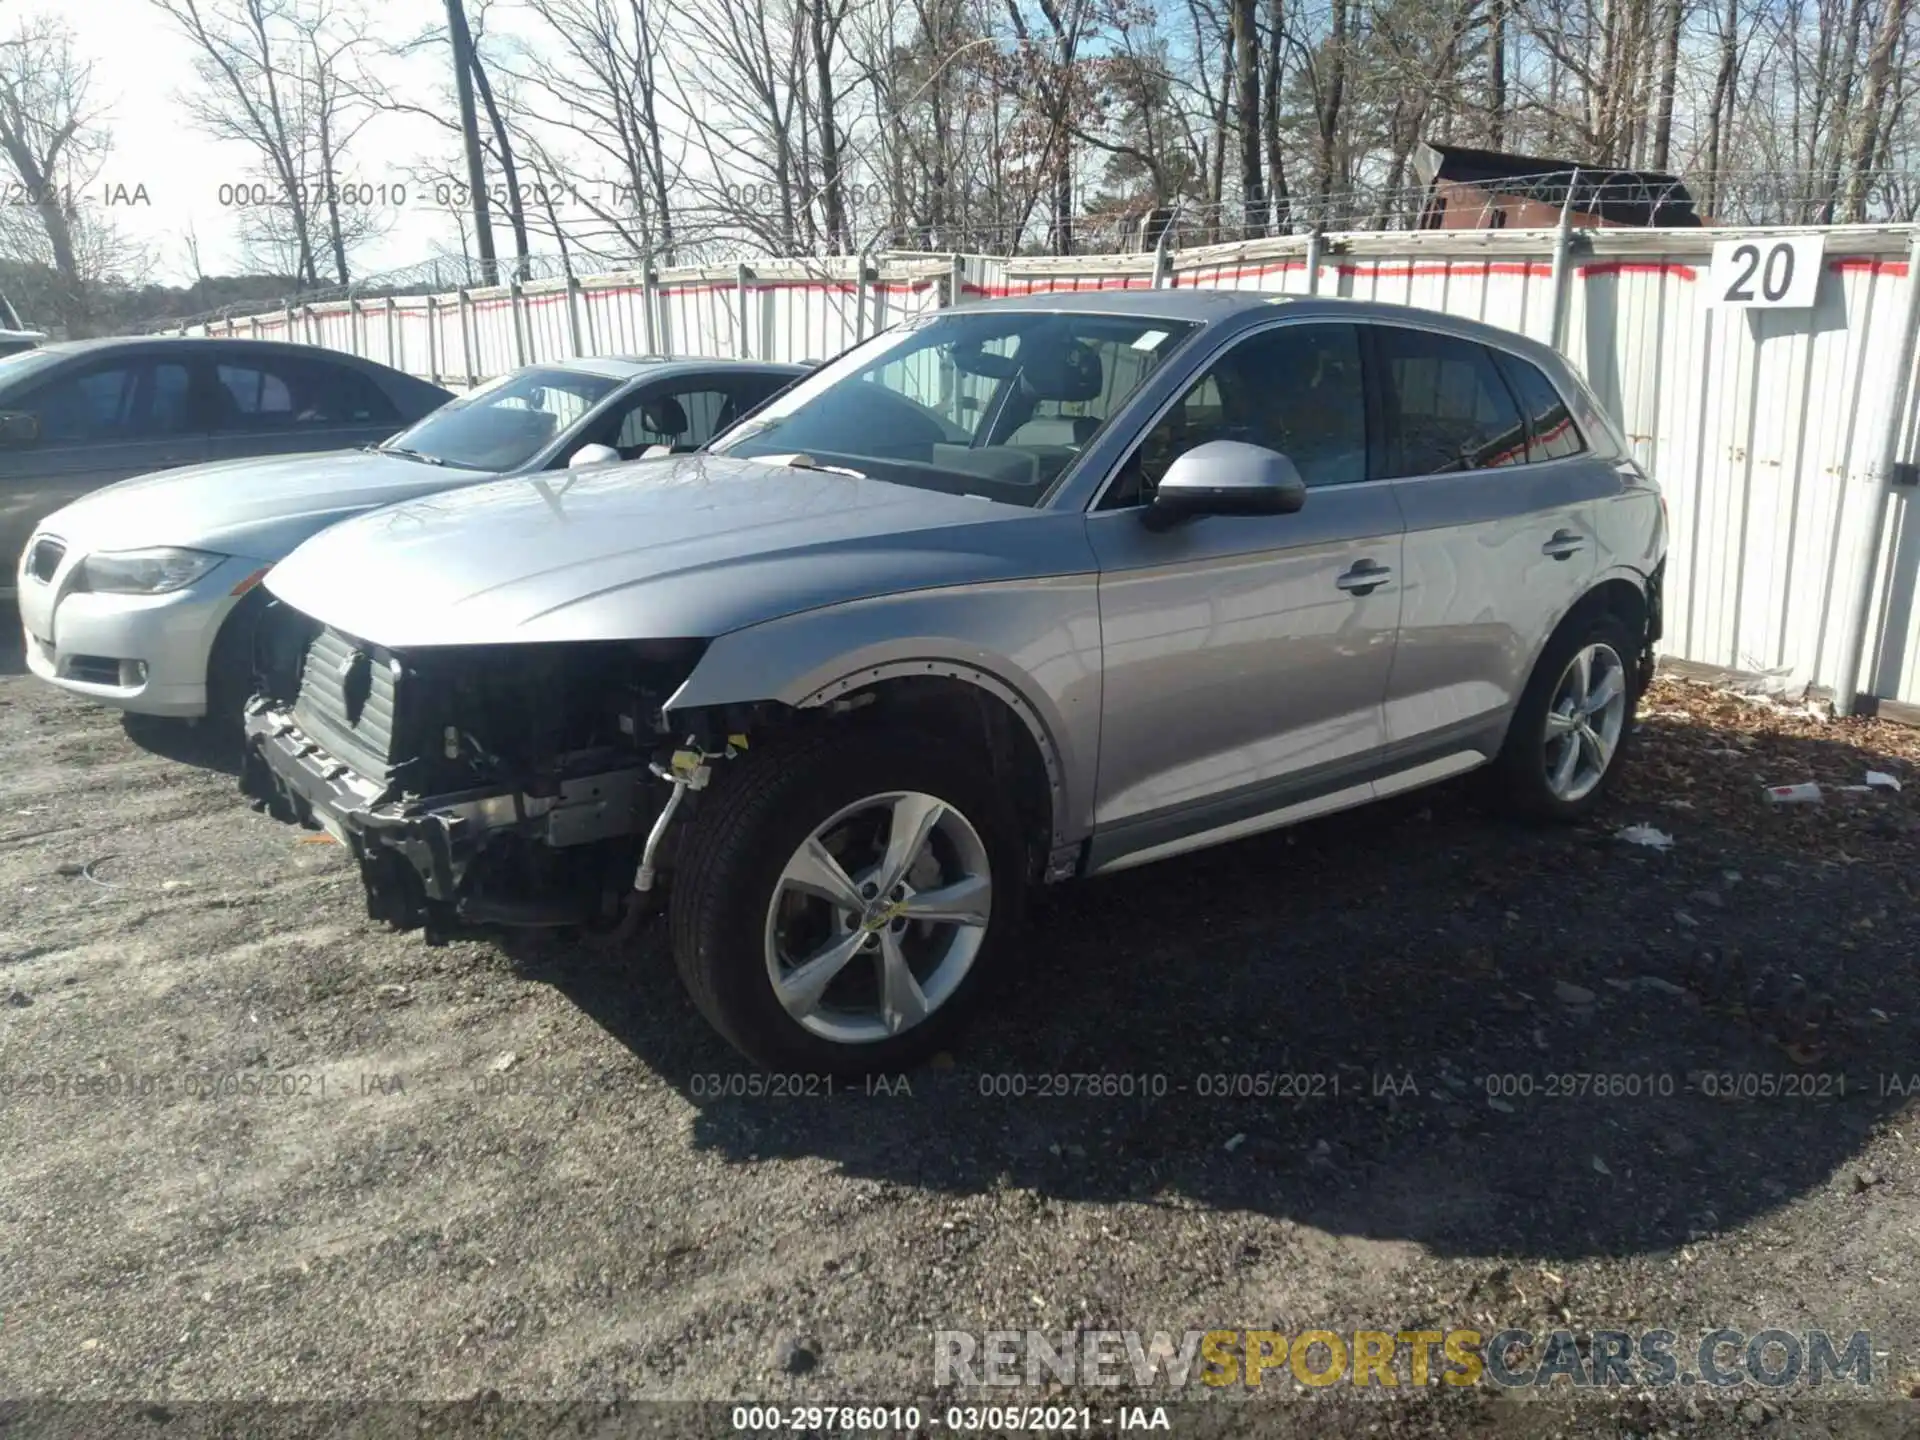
[
  {"left": 1053, "top": 149, "right": 1073, "bottom": 254},
  {"left": 810, "top": 0, "right": 849, "bottom": 254},
  {"left": 1232, "top": 0, "right": 1262, "bottom": 237},
  {"left": 1843, "top": 0, "right": 1908, "bottom": 219},
  {"left": 466, "top": 31, "right": 532, "bottom": 280},
  {"left": 1650, "top": 0, "right": 1681, "bottom": 168},
  {"left": 1703, "top": 0, "right": 1740, "bottom": 217},
  {"left": 316, "top": 97, "right": 350, "bottom": 284},
  {"left": 1316, "top": 0, "right": 1348, "bottom": 223},
  {"left": 1262, "top": 0, "right": 1290, "bottom": 231},
  {"left": 1488, "top": 0, "right": 1507, "bottom": 147},
  {"left": 445, "top": 0, "right": 497, "bottom": 285}
]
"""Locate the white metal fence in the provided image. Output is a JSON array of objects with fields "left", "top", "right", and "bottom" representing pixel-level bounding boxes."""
[{"left": 179, "top": 226, "right": 1920, "bottom": 713}]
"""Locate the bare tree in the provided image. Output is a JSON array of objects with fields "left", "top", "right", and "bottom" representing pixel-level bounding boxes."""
[
  {"left": 149, "top": 0, "right": 382, "bottom": 286},
  {"left": 0, "top": 12, "right": 151, "bottom": 335},
  {"left": 500, "top": 0, "right": 684, "bottom": 266}
]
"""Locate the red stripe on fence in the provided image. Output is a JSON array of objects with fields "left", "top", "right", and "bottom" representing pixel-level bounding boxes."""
[
  {"left": 572, "top": 279, "right": 936, "bottom": 301},
  {"left": 1174, "top": 259, "right": 1308, "bottom": 286},
  {"left": 964, "top": 276, "right": 1153, "bottom": 296},
  {"left": 1577, "top": 261, "right": 1698, "bottom": 280},
  {"left": 1337, "top": 260, "right": 1554, "bottom": 279},
  {"left": 1829, "top": 257, "right": 1910, "bottom": 276}
]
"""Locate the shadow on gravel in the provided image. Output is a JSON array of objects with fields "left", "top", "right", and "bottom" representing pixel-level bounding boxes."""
[
  {"left": 119, "top": 713, "right": 244, "bottom": 776},
  {"left": 518, "top": 706, "right": 1920, "bottom": 1264},
  {"left": 0, "top": 602, "right": 24, "bottom": 678}
]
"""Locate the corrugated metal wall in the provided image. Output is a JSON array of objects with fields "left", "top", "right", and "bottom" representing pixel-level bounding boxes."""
[{"left": 184, "top": 227, "right": 1920, "bottom": 709}]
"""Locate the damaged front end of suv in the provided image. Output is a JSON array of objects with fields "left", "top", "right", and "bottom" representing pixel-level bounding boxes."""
[{"left": 239, "top": 603, "right": 748, "bottom": 940}]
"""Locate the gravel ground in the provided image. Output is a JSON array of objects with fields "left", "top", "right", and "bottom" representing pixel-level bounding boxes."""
[{"left": 2, "top": 612, "right": 1918, "bottom": 1440}]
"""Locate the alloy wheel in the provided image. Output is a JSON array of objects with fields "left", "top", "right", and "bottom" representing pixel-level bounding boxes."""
[
  {"left": 763, "top": 790, "right": 993, "bottom": 1045},
  {"left": 1543, "top": 641, "right": 1629, "bottom": 803}
]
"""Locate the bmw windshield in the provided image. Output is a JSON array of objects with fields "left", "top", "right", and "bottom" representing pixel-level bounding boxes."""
[
  {"left": 380, "top": 366, "right": 622, "bottom": 471},
  {"left": 708, "top": 309, "right": 1199, "bottom": 506}
]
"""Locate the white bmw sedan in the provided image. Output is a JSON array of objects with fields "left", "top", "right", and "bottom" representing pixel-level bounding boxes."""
[{"left": 17, "top": 355, "right": 805, "bottom": 722}]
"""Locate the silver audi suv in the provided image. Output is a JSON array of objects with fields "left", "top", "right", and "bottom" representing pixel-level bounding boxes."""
[{"left": 239, "top": 292, "right": 1667, "bottom": 1072}]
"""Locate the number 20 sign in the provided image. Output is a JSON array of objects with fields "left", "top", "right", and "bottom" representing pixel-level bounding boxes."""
[{"left": 1709, "top": 235, "right": 1826, "bottom": 309}]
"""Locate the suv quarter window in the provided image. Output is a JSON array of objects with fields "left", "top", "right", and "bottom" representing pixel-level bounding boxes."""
[
  {"left": 1368, "top": 325, "right": 1530, "bottom": 477},
  {"left": 1490, "top": 348, "right": 1587, "bottom": 462},
  {"left": 1098, "top": 322, "right": 1367, "bottom": 509}
]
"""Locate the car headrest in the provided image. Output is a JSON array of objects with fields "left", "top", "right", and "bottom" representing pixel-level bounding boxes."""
[
  {"left": 641, "top": 395, "right": 689, "bottom": 436},
  {"left": 1017, "top": 336, "right": 1104, "bottom": 403}
]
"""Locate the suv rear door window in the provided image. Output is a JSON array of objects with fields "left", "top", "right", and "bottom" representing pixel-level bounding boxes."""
[{"left": 1371, "top": 327, "right": 1529, "bottom": 476}]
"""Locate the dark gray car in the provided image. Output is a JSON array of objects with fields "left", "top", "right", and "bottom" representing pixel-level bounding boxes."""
[{"left": 0, "top": 337, "right": 452, "bottom": 594}]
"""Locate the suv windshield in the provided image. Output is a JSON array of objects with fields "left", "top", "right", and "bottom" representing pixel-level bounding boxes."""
[
  {"left": 382, "top": 366, "right": 622, "bottom": 471},
  {"left": 708, "top": 309, "right": 1199, "bottom": 506}
]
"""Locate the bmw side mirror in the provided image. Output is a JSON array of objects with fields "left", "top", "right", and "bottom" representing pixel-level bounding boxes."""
[
  {"left": 568, "top": 442, "right": 620, "bottom": 470},
  {"left": 1144, "top": 440, "right": 1307, "bottom": 531},
  {"left": 639, "top": 443, "right": 673, "bottom": 460},
  {"left": 0, "top": 410, "right": 40, "bottom": 446}
]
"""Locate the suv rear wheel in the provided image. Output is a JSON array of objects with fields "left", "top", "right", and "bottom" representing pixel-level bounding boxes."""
[
  {"left": 669, "top": 727, "right": 1025, "bottom": 1073},
  {"left": 1491, "top": 608, "right": 1641, "bottom": 820}
]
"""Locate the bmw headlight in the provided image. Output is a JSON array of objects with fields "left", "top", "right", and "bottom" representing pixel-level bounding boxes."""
[{"left": 79, "top": 547, "right": 227, "bottom": 595}]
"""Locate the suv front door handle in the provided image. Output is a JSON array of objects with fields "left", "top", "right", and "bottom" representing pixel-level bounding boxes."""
[
  {"left": 1542, "top": 529, "right": 1586, "bottom": 560},
  {"left": 1335, "top": 560, "right": 1393, "bottom": 596}
]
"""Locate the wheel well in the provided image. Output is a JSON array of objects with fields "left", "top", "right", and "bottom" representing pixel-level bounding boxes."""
[
  {"left": 1588, "top": 576, "right": 1649, "bottom": 640},
  {"left": 206, "top": 585, "right": 271, "bottom": 708},
  {"left": 802, "top": 676, "right": 1058, "bottom": 877}
]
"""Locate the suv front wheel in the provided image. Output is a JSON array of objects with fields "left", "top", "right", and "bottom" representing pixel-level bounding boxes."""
[{"left": 669, "top": 727, "right": 1026, "bottom": 1073}]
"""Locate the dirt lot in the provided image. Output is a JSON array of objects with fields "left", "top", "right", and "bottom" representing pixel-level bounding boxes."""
[{"left": 2, "top": 613, "right": 1918, "bottom": 1439}]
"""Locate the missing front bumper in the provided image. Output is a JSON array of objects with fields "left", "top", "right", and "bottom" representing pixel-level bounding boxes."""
[{"left": 240, "top": 701, "right": 656, "bottom": 933}]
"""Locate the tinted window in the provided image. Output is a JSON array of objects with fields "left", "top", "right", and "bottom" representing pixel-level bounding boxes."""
[
  {"left": 1103, "top": 323, "right": 1366, "bottom": 508},
  {"left": 613, "top": 387, "right": 730, "bottom": 456},
  {"left": 1373, "top": 328, "right": 1529, "bottom": 475},
  {"left": 212, "top": 355, "right": 398, "bottom": 430},
  {"left": 1492, "top": 350, "right": 1586, "bottom": 461},
  {"left": 25, "top": 360, "right": 196, "bottom": 443}
]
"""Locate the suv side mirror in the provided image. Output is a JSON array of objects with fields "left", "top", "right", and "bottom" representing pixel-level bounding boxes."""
[
  {"left": 1144, "top": 439, "right": 1307, "bottom": 530},
  {"left": 568, "top": 442, "right": 620, "bottom": 470},
  {"left": 0, "top": 410, "right": 40, "bottom": 446}
]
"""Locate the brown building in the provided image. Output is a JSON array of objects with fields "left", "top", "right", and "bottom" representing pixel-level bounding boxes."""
[{"left": 1413, "top": 142, "right": 1704, "bottom": 230}]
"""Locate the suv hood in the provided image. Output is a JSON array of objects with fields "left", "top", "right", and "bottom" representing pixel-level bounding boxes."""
[
  {"left": 39, "top": 449, "right": 486, "bottom": 558},
  {"left": 266, "top": 453, "right": 1072, "bottom": 647}
]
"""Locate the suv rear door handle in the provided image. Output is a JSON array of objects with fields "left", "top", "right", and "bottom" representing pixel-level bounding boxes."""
[
  {"left": 1335, "top": 560, "right": 1393, "bottom": 595},
  {"left": 1542, "top": 529, "right": 1586, "bottom": 560}
]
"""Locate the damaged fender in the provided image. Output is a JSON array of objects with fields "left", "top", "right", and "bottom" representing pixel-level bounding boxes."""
[{"left": 666, "top": 579, "right": 1105, "bottom": 851}]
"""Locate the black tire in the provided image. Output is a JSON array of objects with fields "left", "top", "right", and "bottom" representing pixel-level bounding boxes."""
[
  {"left": 203, "top": 589, "right": 269, "bottom": 733},
  {"left": 668, "top": 724, "right": 1027, "bottom": 1074},
  {"left": 1490, "top": 608, "right": 1642, "bottom": 821}
]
